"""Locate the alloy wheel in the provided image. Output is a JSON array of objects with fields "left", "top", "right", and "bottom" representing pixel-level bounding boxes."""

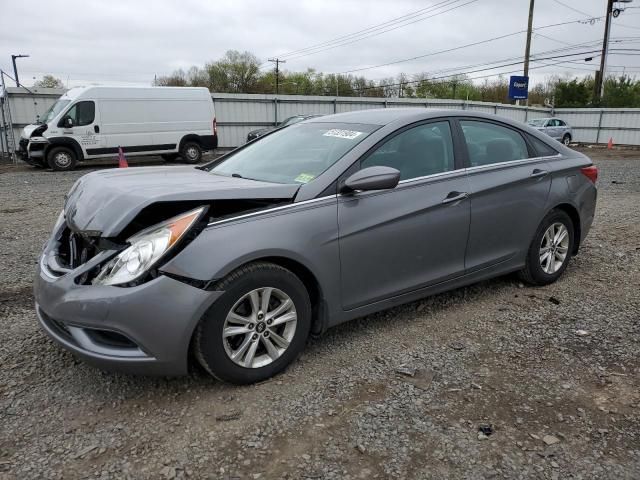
[
  {"left": 222, "top": 287, "right": 297, "bottom": 368},
  {"left": 539, "top": 222, "right": 570, "bottom": 274}
]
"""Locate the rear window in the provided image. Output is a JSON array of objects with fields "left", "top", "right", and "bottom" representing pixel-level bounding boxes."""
[{"left": 527, "top": 134, "right": 558, "bottom": 157}]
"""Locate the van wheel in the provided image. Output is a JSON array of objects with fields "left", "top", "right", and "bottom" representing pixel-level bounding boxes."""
[
  {"left": 180, "top": 141, "right": 202, "bottom": 164},
  {"left": 47, "top": 147, "right": 77, "bottom": 171},
  {"left": 194, "top": 262, "right": 311, "bottom": 384}
]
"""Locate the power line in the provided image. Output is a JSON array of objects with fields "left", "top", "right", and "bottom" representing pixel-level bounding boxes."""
[
  {"left": 329, "top": 16, "right": 605, "bottom": 76},
  {"left": 272, "top": 0, "right": 454, "bottom": 60},
  {"left": 355, "top": 49, "right": 603, "bottom": 92},
  {"left": 273, "top": 0, "right": 481, "bottom": 63},
  {"left": 550, "top": 0, "right": 594, "bottom": 18}
]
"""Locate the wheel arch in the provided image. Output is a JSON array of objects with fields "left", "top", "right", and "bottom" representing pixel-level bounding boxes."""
[
  {"left": 209, "top": 255, "right": 328, "bottom": 337},
  {"left": 179, "top": 134, "right": 202, "bottom": 151},
  {"left": 551, "top": 203, "right": 581, "bottom": 254},
  {"left": 45, "top": 137, "right": 84, "bottom": 161}
]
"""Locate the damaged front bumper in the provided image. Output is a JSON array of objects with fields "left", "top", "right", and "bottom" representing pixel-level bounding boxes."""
[
  {"left": 18, "top": 136, "right": 48, "bottom": 165},
  {"left": 34, "top": 226, "right": 223, "bottom": 376}
]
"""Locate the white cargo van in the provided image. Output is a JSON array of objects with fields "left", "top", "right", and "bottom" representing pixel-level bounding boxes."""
[{"left": 18, "top": 86, "right": 218, "bottom": 171}]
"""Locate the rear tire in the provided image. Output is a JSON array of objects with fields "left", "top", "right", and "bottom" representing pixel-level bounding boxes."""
[
  {"left": 47, "top": 146, "right": 77, "bottom": 171},
  {"left": 180, "top": 141, "right": 202, "bottom": 164},
  {"left": 194, "top": 262, "right": 311, "bottom": 384},
  {"left": 519, "top": 209, "right": 574, "bottom": 286},
  {"left": 562, "top": 134, "right": 571, "bottom": 146}
]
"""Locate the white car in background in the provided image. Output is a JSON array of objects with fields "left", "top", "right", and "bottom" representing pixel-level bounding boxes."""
[{"left": 527, "top": 117, "right": 573, "bottom": 146}]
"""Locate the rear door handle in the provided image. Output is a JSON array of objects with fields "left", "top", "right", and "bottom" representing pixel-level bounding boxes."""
[
  {"left": 530, "top": 168, "right": 549, "bottom": 179},
  {"left": 94, "top": 125, "right": 100, "bottom": 133},
  {"left": 442, "top": 191, "right": 469, "bottom": 204}
]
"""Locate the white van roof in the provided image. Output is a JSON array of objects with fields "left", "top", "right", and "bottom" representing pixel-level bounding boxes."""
[{"left": 62, "top": 86, "right": 211, "bottom": 101}]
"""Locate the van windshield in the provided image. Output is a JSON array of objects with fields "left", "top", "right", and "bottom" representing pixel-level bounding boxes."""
[
  {"left": 208, "top": 122, "right": 378, "bottom": 184},
  {"left": 39, "top": 99, "right": 70, "bottom": 124}
]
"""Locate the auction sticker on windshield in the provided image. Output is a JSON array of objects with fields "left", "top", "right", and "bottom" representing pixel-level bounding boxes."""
[
  {"left": 294, "top": 173, "right": 315, "bottom": 183},
  {"left": 323, "top": 129, "right": 363, "bottom": 140}
]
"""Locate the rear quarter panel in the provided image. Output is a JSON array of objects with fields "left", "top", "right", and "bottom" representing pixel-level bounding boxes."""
[{"left": 544, "top": 152, "right": 597, "bottom": 246}]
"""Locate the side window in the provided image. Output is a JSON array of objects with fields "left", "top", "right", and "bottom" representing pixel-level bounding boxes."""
[
  {"left": 527, "top": 134, "right": 558, "bottom": 157},
  {"left": 556, "top": 119, "right": 566, "bottom": 126},
  {"left": 460, "top": 120, "right": 529, "bottom": 167},
  {"left": 65, "top": 101, "right": 95, "bottom": 127},
  {"left": 361, "top": 121, "right": 455, "bottom": 181}
]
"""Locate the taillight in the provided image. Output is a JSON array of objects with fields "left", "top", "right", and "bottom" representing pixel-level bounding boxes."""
[
  {"left": 213, "top": 117, "right": 217, "bottom": 136},
  {"left": 580, "top": 165, "right": 598, "bottom": 184}
]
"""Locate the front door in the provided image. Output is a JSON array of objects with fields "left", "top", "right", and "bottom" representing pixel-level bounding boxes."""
[
  {"left": 60, "top": 100, "right": 104, "bottom": 157},
  {"left": 338, "top": 120, "right": 471, "bottom": 310},
  {"left": 458, "top": 119, "right": 552, "bottom": 272}
]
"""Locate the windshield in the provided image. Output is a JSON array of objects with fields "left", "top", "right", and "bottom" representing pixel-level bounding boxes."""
[
  {"left": 527, "top": 119, "right": 546, "bottom": 127},
  {"left": 40, "top": 99, "right": 70, "bottom": 124},
  {"left": 209, "top": 122, "right": 378, "bottom": 184}
]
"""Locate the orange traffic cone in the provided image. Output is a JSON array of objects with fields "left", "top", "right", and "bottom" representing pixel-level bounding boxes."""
[
  {"left": 607, "top": 137, "right": 613, "bottom": 150},
  {"left": 118, "top": 146, "right": 129, "bottom": 168}
]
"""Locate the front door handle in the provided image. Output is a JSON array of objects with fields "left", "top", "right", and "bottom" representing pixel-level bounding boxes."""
[
  {"left": 94, "top": 125, "right": 100, "bottom": 133},
  {"left": 530, "top": 168, "right": 549, "bottom": 179},
  {"left": 442, "top": 191, "right": 469, "bottom": 204}
]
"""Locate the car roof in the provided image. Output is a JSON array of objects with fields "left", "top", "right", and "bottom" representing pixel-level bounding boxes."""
[{"left": 304, "top": 108, "right": 529, "bottom": 128}]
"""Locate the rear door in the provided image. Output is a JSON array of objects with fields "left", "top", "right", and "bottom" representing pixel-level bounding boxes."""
[
  {"left": 338, "top": 120, "right": 471, "bottom": 310},
  {"left": 458, "top": 119, "right": 552, "bottom": 272}
]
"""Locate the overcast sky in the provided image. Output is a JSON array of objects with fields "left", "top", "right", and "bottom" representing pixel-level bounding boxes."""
[{"left": 1, "top": 0, "right": 639, "bottom": 89}]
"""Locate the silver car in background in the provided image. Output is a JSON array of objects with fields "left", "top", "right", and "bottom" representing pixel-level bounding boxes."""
[
  {"left": 527, "top": 117, "right": 573, "bottom": 146},
  {"left": 35, "top": 109, "right": 598, "bottom": 384}
]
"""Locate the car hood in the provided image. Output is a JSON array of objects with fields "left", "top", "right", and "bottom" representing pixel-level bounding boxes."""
[{"left": 63, "top": 166, "right": 299, "bottom": 237}]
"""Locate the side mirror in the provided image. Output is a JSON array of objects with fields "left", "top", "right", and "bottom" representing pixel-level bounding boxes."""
[
  {"left": 341, "top": 166, "right": 400, "bottom": 194},
  {"left": 63, "top": 116, "right": 74, "bottom": 129}
]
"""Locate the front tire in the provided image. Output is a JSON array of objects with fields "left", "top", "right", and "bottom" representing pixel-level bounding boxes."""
[
  {"left": 180, "top": 141, "right": 202, "bottom": 164},
  {"left": 47, "top": 146, "right": 77, "bottom": 171},
  {"left": 194, "top": 262, "right": 311, "bottom": 384},
  {"left": 519, "top": 210, "right": 574, "bottom": 286},
  {"left": 562, "top": 134, "right": 571, "bottom": 146}
]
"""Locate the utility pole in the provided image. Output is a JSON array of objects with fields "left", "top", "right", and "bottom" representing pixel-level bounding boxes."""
[
  {"left": 268, "top": 58, "right": 286, "bottom": 95},
  {"left": 596, "top": 0, "right": 615, "bottom": 101},
  {"left": 11, "top": 54, "right": 29, "bottom": 87},
  {"left": 522, "top": 0, "right": 535, "bottom": 106}
]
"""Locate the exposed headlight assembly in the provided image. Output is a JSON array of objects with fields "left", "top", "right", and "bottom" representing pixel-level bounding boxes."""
[{"left": 93, "top": 207, "right": 204, "bottom": 286}]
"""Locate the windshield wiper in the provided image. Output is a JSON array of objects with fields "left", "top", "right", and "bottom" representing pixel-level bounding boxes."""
[{"left": 231, "top": 173, "right": 243, "bottom": 178}]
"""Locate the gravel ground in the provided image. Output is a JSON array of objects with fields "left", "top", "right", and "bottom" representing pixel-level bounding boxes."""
[{"left": 0, "top": 148, "right": 638, "bottom": 479}]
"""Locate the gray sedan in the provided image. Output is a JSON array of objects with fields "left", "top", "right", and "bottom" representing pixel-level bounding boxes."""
[
  {"left": 527, "top": 117, "right": 573, "bottom": 145},
  {"left": 35, "top": 109, "right": 598, "bottom": 384}
]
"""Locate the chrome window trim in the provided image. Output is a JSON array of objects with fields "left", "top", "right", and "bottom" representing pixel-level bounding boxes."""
[
  {"left": 206, "top": 195, "right": 338, "bottom": 227},
  {"left": 397, "top": 168, "right": 463, "bottom": 185},
  {"left": 463, "top": 155, "right": 558, "bottom": 173}
]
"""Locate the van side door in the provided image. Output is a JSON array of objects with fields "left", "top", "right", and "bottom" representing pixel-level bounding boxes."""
[{"left": 59, "top": 100, "right": 105, "bottom": 158}]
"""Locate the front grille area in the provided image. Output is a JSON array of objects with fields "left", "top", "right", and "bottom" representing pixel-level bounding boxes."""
[{"left": 56, "top": 226, "right": 101, "bottom": 284}]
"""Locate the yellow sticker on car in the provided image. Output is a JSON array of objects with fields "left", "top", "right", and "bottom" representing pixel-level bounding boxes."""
[{"left": 295, "top": 173, "right": 315, "bottom": 183}]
